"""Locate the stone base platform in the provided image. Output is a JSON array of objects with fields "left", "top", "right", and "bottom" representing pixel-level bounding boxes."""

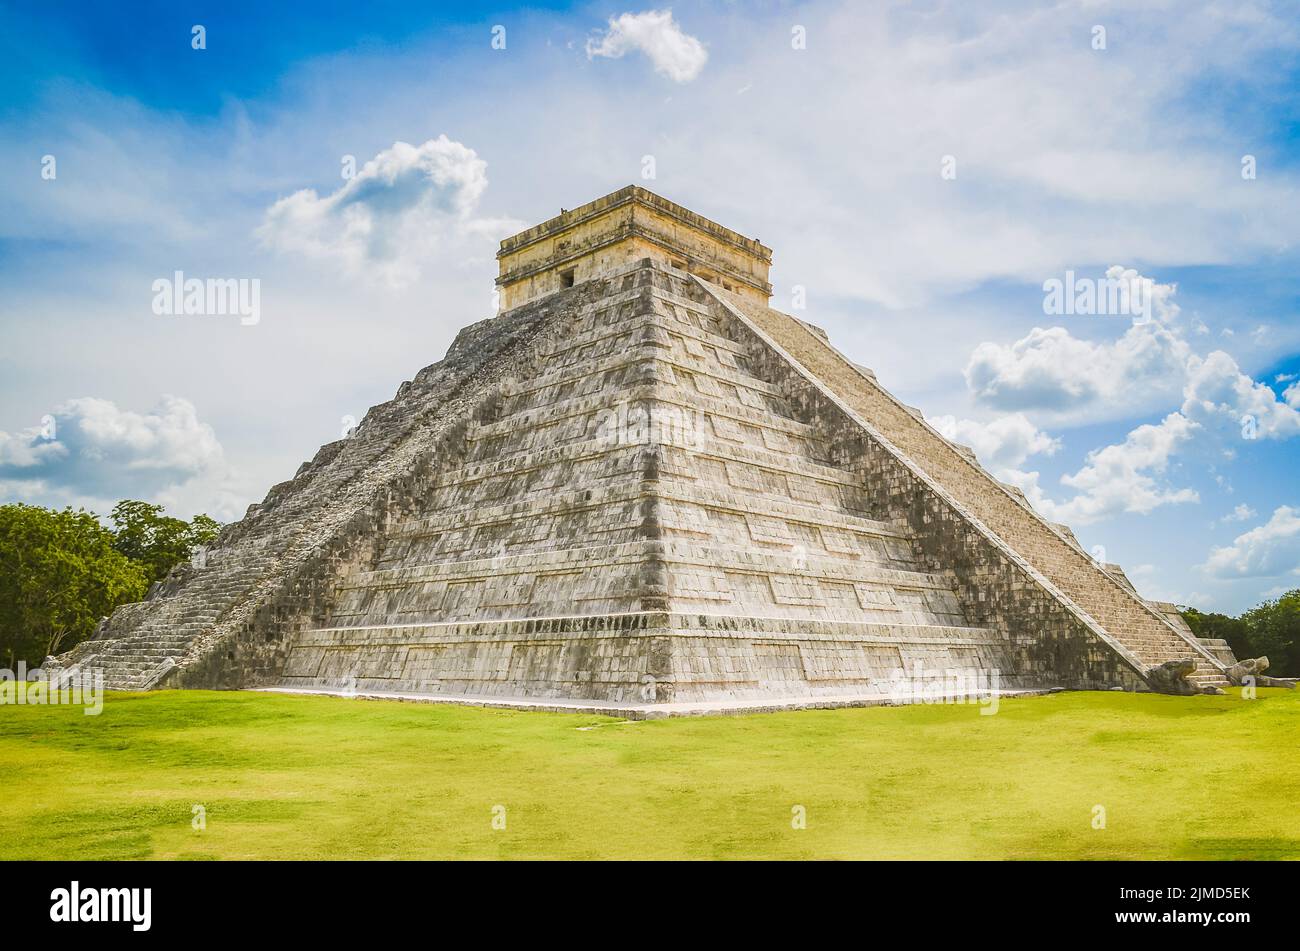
[{"left": 249, "top": 684, "right": 1066, "bottom": 720}]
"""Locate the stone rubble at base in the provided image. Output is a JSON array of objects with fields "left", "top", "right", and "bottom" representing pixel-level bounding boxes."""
[{"left": 47, "top": 186, "right": 1234, "bottom": 711}]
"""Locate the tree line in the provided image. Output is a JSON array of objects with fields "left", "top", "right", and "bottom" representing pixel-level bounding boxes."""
[
  {"left": 1182, "top": 592, "right": 1300, "bottom": 677},
  {"left": 0, "top": 501, "right": 219, "bottom": 669}
]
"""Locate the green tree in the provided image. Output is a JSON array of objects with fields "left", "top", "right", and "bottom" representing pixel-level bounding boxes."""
[
  {"left": 109, "top": 500, "right": 219, "bottom": 585},
  {"left": 1181, "top": 608, "right": 1251, "bottom": 667},
  {"left": 0, "top": 504, "right": 148, "bottom": 669},
  {"left": 1241, "top": 590, "right": 1300, "bottom": 677},
  {"left": 1183, "top": 593, "right": 1300, "bottom": 677}
]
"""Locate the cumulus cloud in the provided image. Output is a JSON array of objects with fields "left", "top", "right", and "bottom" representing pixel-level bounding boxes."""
[
  {"left": 929, "top": 412, "right": 1060, "bottom": 472},
  {"left": 586, "top": 9, "right": 707, "bottom": 83},
  {"left": 965, "top": 268, "right": 1189, "bottom": 420},
  {"left": 1202, "top": 506, "right": 1300, "bottom": 579},
  {"left": 1195, "top": 358, "right": 1300, "bottom": 437},
  {"left": 257, "top": 136, "right": 521, "bottom": 287},
  {"left": 0, "top": 396, "right": 230, "bottom": 510},
  {"left": 962, "top": 267, "right": 1300, "bottom": 527},
  {"left": 1057, "top": 414, "right": 1200, "bottom": 517},
  {"left": 1179, "top": 351, "right": 1300, "bottom": 440},
  {"left": 1010, "top": 412, "right": 1200, "bottom": 526},
  {"left": 966, "top": 267, "right": 1300, "bottom": 439}
]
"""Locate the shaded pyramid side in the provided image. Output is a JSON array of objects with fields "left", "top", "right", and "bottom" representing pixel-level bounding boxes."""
[
  {"left": 703, "top": 280, "right": 1228, "bottom": 692},
  {"left": 640, "top": 271, "right": 1041, "bottom": 699}
]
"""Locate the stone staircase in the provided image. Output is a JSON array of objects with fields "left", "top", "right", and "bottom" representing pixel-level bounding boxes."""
[
  {"left": 59, "top": 551, "right": 270, "bottom": 689},
  {"left": 706, "top": 283, "right": 1228, "bottom": 691}
]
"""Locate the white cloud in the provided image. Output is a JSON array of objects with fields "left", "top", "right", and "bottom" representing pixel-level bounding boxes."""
[
  {"left": 0, "top": 396, "right": 235, "bottom": 516},
  {"left": 586, "top": 9, "right": 707, "bottom": 83},
  {"left": 967, "top": 292, "right": 1300, "bottom": 437},
  {"left": 1218, "top": 503, "right": 1258, "bottom": 525},
  {"left": 257, "top": 136, "right": 520, "bottom": 287},
  {"left": 1181, "top": 350, "right": 1300, "bottom": 439},
  {"left": 929, "top": 412, "right": 1059, "bottom": 472},
  {"left": 965, "top": 323, "right": 1191, "bottom": 419},
  {"left": 1010, "top": 413, "right": 1201, "bottom": 526},
  {"left": 1203, "top": 506, "right": 1300, "bottom": 579},
  {"left": 963, "top": 266, "right": 1300, "bottom": 527},
  {"left": 964, "top": 267, "right": 1190, "bottom": 420}
]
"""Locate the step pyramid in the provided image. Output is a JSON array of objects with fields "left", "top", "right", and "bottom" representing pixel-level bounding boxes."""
[{"left": 48, "top": 186, "right": 1229, "bottom": 709}]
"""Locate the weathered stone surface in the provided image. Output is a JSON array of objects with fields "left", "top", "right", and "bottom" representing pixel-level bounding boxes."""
[
  {"left": 47, "top": 186, "right": 1230, "bottom": 705},
  {"left": 1195, "top": 636, "right": 1241, "bottom": 667},
  {"left": 496, "top": 185, "right": 772, "bottom": 310},
  {"left": 1147, "top": 658, "right": 1220, "bottom": 695},
  {"left": 1225, "top": 656, "right": 1297, "bottom": 689}
]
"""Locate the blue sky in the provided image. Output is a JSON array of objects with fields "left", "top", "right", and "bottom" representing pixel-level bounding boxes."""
[{"left": 2, "top": 0, "right": 1298, "bottom": 614}]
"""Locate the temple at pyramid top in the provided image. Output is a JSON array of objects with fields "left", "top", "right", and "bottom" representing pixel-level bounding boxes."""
[{"left": 495, "top": 185, "right": 773, "bottom": 311}]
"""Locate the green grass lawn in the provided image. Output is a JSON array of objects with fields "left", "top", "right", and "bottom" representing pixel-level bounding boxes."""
[{"left": 1, "top": 685, "right": 1297, "bottom": 860}]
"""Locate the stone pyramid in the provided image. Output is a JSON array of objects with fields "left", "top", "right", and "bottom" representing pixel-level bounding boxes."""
[{"left": 49, "top": 185, "right": 1230, "bottom": 712}]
